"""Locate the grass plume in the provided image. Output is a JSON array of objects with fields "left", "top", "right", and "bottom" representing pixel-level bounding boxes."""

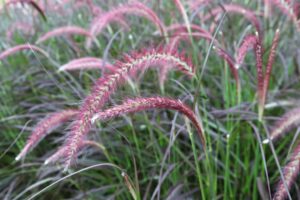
[
  {"left": 92, "top": 97, "right": 205, "bottom": 146},
  {"left": 58, "top": 57, "right": 114, "bottom": 72},
  {"left": 86, "top": 1, "right": 166, "bottom": 48},
  {"left": 273, "top": 143, "right": 300, "bottom": 200},
  {"left": 15, "top": 109, "right": 78, "bottom": 161},
  {"left": 36, "top": 26, "right": 92, "bottom": 44},
  {"left": 0, "top": 44, "right": 48, "bottom": 60}
]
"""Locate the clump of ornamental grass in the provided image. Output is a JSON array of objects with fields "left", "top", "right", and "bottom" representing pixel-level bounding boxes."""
[
  {"left": 60, "top": 48, "right": 198, "bottom": 170},
  {"left": 36, "top": 26, "right": 93, "bottom": 44},
  {"left": 86, "top": 1, "right": 167, "bottom": 48},
  {"left": 16, "top": 47, "right": 205, "bottom": 170},
  {"left": 0, "top": 43, "right": 48, "bottom": 60}
]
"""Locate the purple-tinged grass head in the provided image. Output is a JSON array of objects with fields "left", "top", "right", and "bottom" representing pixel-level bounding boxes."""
[
  {"left": 273, "top": 142, "right": 300, "bottom": 200},
  {"left": 5, "top": 0, "right": 46, "bottom": 21},
  {"left": 265, "top": 107, "right": 300, "bottom": 143},
  {"left": 213, "top": 46, "right": 241, "bottom": 101},
  {"left": 58, "top": 57, "right": 115, "bottom": 72},
  {"left": 15, "top": 109, "right": 78, "bottom": 161},
  {"left": 257, "top": 29, "right": 280, "bottom": 121},
  {"left": 62, "top": 48, "right": 195, "bottom": 170},
  {"left": 91, "top": 97, "right": 206, "bottom": 147},
  {"left": 36, "top": 26, "right": 92, "bottom": 44},
  {"left": 86, "top": 1, "right": 167, "bottom": 48},
  {"left": 44, "top": 140, "right": 105, "bottom": 165},
  {"left": 235, "top": 34, "right": 257, "bottom": 69},
  {"left": 0, "top": 44, "right": 48, "bottom": 60}
]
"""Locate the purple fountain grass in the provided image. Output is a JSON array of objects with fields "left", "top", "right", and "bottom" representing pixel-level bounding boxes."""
[
  {"left": 15, "top": 109, "right": 78, "bottom": 161},
  {"left": 44, "top": 140, "right": 105, "bottom": 165},
  {"left": 261, "top": 29, "right": 280, "bottom": 117},
  {"left": 273, "top": 142, "right": 300, "bottom": 200},
  {"left": 0, "top": 44, "right": 48, "bottom": 60},
  {"left": 235, "top": 34, "right": 257, "bottom": 68},
  {"left": 58, "top": 57, "right": 115, "bottom": 72},
  {"left": 91, "top": 97, "right": 205, "bottom": 146},
  {"left": 60, "top": 48, "right": 194, "bottom": 169},
  {"left": 202, "top": 3, "right": 262, "bottom": 36},
  {"left": 86, "top": 1, "right": 166, "bottom": 48},
  {"left": 36, "top": 26, "right": 92, "bottom": 44},
  {"left": 257, "top": 29, "right": 280, "bottom": 121},
  {"left": 263, "top": 107, "right": 300, "bottom": 144},
  {"left": 254, "top": 33, "right": 265, "bottom": 121}
]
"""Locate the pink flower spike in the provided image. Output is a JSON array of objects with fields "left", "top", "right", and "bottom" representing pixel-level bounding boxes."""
[
  {"left": 268, "top": 107, "right": 300, "bottom": 142},
  {"left": 15, "top": 109, "right": 78, "bottom": 161},
  {"left": 6, "top": 22, "right": 34, "bottom": 41},
  {"left": 86, "top": 1, "right": 166, "bottom": 48},
  {"left": 91, "top": 97, "right": 205, "bottom": 147},
  {"left": 58, "top": 57, "right": 115, "bottom": 72},
  {"left": 0, "top": 44, "right": 48, "bottom": 60},
  {"left": 273, "top": 142, "right": 300, "bottom": 200},
  {"left": 36, "top": 26, "right": 92, "bottom": 44},
  {"left": 235, "top": 34, "right": 257, "bottom": 68},
  {"left": 254, "top": 34, "right": 265, "bottom": 121},
  {"left": 63, "top": 48, "right": 194, "bottom": 170}
]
